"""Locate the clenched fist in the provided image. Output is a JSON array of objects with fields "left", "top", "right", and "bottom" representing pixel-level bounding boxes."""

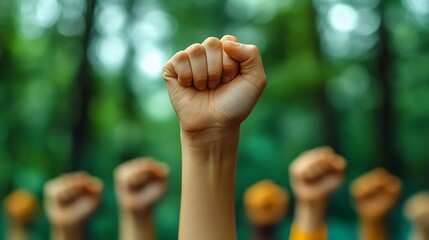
[
  {"left": 351, "top": 168, "right": 401, "bottom": 220},
  {"left": 115, "top": 157, "right": 169, "bottom": 213},
  {"left": 44, "top": 172, "right": 103, "bottom": 227},
  {"left": 4, "top": 190, "right": 37, "bottom": 225},
  {"left": 163, "top": 35, "right": 267, "bottom": 133},
  {"left": 244, "top": 180, "right": 289, "bottom": 227},
  {"left": 290, "top": 147, "right": 346, "bottom": 202},
  {"left": 405, "top": 191, "right": 429, "bottom": 228}
]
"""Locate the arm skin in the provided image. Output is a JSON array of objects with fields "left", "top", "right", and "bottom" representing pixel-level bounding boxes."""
[
  {"left": 51, "top": 224, "right": 85, "bottom": 240},
  {"left": 350, "top": 168, "right": 402, "bottom": 240},
  {"left": 44, "top": 172, "right": 103, "bottom": 240},
  {"left": 179, "top": 128, "right": 239, "bottom": 239},
  {"left": 115, "top": 158, "right": 169, "bottom": 240},
  {"left": 119, "top": 210, "right": 155, "bottom": 240},
  {"left": 404, "top": 191, "right": 429, "bottom": 240},
  {"left": 4, "top": 190, "right": 37, "bottom": 240},
  {"left": 163, "top": 35, "right": 267, "bottom": 240},
  {"left": 289, "top": 147, "right": 346, "bottom": 240},
  {"left": 8, "top": 222, "right": 29, "bottom": 240}
]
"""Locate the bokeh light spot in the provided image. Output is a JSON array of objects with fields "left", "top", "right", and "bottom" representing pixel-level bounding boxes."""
[{"left": 328, "top": 3, "right": 359, "bottom": 33}]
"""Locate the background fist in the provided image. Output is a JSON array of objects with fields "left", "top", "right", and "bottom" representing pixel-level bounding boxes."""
[
  {"left": 44, "top": 172, "right": 103, "bottom": 227},
  {"left": 244, "top": 180, "right": 289, "bottom": 227},
  {"left": 163, "top": 35, "right": 267, "bottom": 133},
  {"left": 290, "top": 147, "right": 346, "bottom": 202},
  {"left": 4, "top": 190, "right": 37, "bottom": 224},
  {"left": 404, "top": 191, "right": 429, "bottom": 228},
  {"left": 115, "top": 157, "right": 169, "bottom": 213},
  {"left": 351, "top": 168, "right": 401, "bottom": 220}
]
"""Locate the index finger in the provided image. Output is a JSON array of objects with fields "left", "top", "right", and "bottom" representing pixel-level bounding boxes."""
[{"left": 220, "top": 35, "right": 239, "bottom": 83}]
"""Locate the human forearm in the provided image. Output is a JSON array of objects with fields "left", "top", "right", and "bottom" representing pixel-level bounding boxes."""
[
  {"left": 8, "top": 222, "right": 28, "bottom": 240},
  {"left": 409, "top": 225, "right": 429, "bottom": 240},
  {"left": 359, "top": 218, "right": 387, "bottom": 240},
  {"left": 294, "top": 201, "right": 326, "bottom": 233},
  {"left": 289, "top": 201, "right": 327, "bottom": 240},
  {"left": 179, "top": 127, "right": 239, "bottom": 240},
  {"left": 119, "top": 210, "right": 155, "bottom": 240},
  {"left": 51, "top": 224, "right": 84, "bottom": 240}
]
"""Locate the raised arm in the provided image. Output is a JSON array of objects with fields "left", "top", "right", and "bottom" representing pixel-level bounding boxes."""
[
  {"left": 244, "top": 180, "right": 289, "bottom": 240},
  {"left": 404, "top": 191, "right": 429, "bottom": 240},
  {"left": 289, "top": 147, "right": 346, "bottom": 240},
  {"left": 163, "top": 35, "right": 266, "bottom": 240},
  {"left": 44, "top": 172, "right": 103, "bottom": 240},
  {"left": 4, "top": 190, "right": 37, "bottom": 240},
  {"left": 350, "top": 168, "right": 401, "bottom": 240},
  {"left": 115, "top": 157, "right": 169, "bottom": 240}
]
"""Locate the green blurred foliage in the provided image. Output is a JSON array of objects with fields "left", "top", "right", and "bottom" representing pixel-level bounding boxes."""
[{"left": 0, "top": 0, "right": 428, "bottom": 239}]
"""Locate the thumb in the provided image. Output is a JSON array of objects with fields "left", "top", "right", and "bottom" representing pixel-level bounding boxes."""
[
  {"left": 223, "top": 40, "right": 259, "bottom": 63},
  {"left": 222, "top": 40, "right": 266, "bottom": 87}
]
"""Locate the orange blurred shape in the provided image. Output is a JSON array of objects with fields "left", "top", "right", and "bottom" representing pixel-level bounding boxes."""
[
  {"left": 244, "top": 180, "right": 289, "bottom": 226},
  {"left": 4, "top": 190, "right": 37, "bottom": 223}
]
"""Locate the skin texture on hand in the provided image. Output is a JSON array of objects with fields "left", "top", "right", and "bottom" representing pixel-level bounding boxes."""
[
  {"left": 163, "top": 35, "right": 266, "bottom": 240},
  {"left": 163, "top": 35, "right": 267, "bottom": 134},
  {"left": 115, "top": 157, "right": 169, "bottom": 240},
  {"left": 404, "top": 191, "right": 429, "bottom": 240},
  {"left": 44, "top": 172, "right": 103, "bottom": 240},
  {"left": 289, "top": 146, "right": 346, "bottom": 234},
  {"left": 350, "top": 168, "right": 402, "bottom": 240}
]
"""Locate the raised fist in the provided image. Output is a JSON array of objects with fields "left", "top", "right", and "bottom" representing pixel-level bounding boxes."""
[
  {"left": 404, "top": 191, "right": 429, "bottom": 228},
  {"left": 4, "top": 190, "right": 37, "bottom": 224},
  {"left": 351, "top": 168, "right": 401, "bottom": 220},
  {"left": 163, "top": 35, "right": 267, "bottom": 133},
  {"left": 44, "top": 172, "right": 103, "bottom": 227},
  {"left": 244, "top": 180, "right": 289, "bottom": 227},
  {"left": 289, "top": 147, "right": 346, "bottom": 202},
  {"left": 115, "top": 157, "right": 169, "bottom": 213}
]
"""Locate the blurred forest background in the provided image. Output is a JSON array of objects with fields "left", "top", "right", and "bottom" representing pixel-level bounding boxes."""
[{"left": 1, "top": 0, "right": 429, "bottom": 239}]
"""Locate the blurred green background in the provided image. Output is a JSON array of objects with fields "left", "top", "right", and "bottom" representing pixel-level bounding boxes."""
[{"left": 1, "top": 0, "right": 429, "bottom": 239}]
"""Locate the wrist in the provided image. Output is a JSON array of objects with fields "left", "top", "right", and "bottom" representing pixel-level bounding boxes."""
[
  {"left": 120, "top": 208, "right": 154, "bottom": 223},
  {"left": 413, "top": 225, "right": 429, "bottom": 239},
  {"left": 181, "top": 126, "right": 240, "bottom": 148},
  {"left": 181, "top": 127, "right": 239, "bottom": 167},
  {"left": 359, "top": 217, "right": 387, "bottom": 240},
  {"left": 52, "top": 223, "right": 84, "bottom": 240},
  {"left": 294, "top": 200, "right": 326, "bottom": 232},
  {"left": 119, "top": 208, "right": 155, "bottom": 240}
]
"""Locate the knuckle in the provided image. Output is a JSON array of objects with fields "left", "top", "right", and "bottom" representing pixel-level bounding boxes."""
[
  {"left": 248, "top": 44, "right": 260, "bottom": 55},
  {"left": 221, "top": 34, "right": 238, "bottom": 42},
  {"left": 203, "top": 37, "right": 221, "bottom": 48},
  {"left": 186, "top": 43, "right": 205, "bottom": 56}
]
